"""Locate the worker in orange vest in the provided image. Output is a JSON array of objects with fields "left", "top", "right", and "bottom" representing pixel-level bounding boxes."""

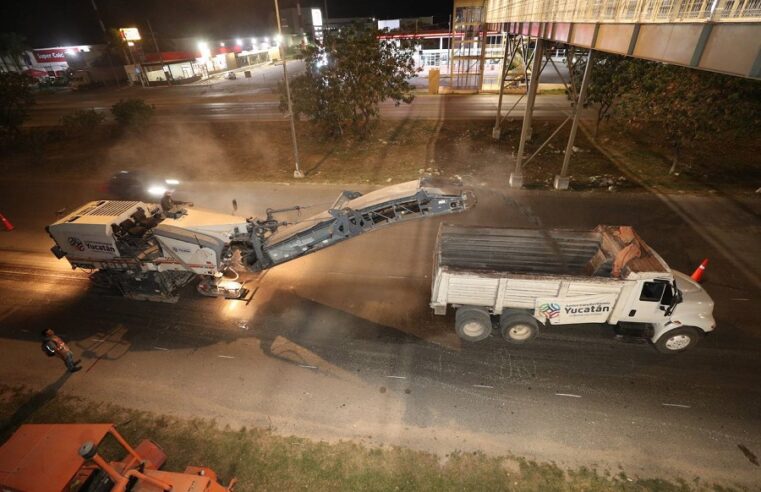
[{"left": 41, "top": 329, "right": 81, "bottom": 373}]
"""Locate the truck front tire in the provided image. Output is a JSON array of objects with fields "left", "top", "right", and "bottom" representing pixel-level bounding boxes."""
[
  {"left": 500, "top": 311, "right": 538, "bottom": 344},
  {"left": 654, "top": 326, "right": 702, "bottom": 354},
  {"left": 455, "top": 306, "right": 492, "bottom": 342}
]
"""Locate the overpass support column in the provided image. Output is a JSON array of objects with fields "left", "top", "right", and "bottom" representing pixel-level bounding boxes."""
[
  {"left": 555, "top": 49, "right": 594, "bottom": 190},
  {"left": 510, "top": 38, "right": 545, "bottom": 189},
  {"left": 492, "top": 35, "right": 513, "bottom": 140}
]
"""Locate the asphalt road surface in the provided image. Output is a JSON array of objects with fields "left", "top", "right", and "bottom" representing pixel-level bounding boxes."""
[
  {"left": 1, "top": 178, "right": 760, "bottom": 487},
  {"left": 26, "top": 59, "right": 570, "bottom": 126},
  {"left": 27, "top": 92, "right": 569, "bottom": 125}
]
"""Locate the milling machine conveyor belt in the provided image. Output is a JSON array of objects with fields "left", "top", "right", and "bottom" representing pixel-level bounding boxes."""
[{"left": 247, "top": 177, "right": 476, "bottom": 271}]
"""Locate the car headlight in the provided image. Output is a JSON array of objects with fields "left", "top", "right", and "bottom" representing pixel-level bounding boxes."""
[
  {"left": 165, "top": 179, "right": 180, "bottom": 185},
  {"left": 147, "top": 185, "right": 168, "bottom": 196}
]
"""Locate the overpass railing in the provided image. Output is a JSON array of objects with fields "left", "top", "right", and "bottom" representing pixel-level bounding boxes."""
[{"left": 486, "top": 0, "right": 761, "bottom": 23}]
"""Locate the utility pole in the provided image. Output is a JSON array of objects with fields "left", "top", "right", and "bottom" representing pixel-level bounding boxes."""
[
  {"left": 90, "top": 0, "right": 120, "bottom": 86},
  {"left": 148, "top": 19, "right": 170, "bottom": 86},
  {"left": 275, "top": 0, "right": 304, "bottom": 178}
]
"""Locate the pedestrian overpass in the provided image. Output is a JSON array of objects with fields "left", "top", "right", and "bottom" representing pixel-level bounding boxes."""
[
  {"left": 449, "top": 0, "right": 761, "bottom": 188},
  {"left": 487, "top": 0, "right": 761, "bottom": 79}
]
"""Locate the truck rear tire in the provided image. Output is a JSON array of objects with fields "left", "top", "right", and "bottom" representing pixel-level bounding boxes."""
[
  {"left": 455, "top": 306, "right": 492, "bottom": 342},
  {"left": 654, "top": 326, "right": 702, "bottom": 354},
  {"left": 499, "top": 311, "right": 538, "bottom": 344}
]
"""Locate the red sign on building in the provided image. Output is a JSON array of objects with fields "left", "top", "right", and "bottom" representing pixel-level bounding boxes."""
[{"left": 33, "top": 49, "right": 68, "bottom": 63}]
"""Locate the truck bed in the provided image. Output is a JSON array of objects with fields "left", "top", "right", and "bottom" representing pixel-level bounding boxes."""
[
  {"left": 437, "top": 224, "right": 668, "bottom": 278},
  {"left": 438, "top": 225, "right": 610, "bottom": 276}
]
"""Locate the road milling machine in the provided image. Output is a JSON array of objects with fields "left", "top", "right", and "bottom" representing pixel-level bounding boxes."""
[{"left": 46, "top": 178, "right": 475, "bottom": 302}]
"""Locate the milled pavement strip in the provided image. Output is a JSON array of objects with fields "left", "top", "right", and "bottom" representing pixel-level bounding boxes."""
[
  {"left": 0, "top": 268, "right": 88, "bottom": 281},
  {"left": 578, "top": 121, "right": 761, "bottom": 291}
]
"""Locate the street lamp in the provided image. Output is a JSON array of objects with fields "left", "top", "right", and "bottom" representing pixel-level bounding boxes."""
[
  {"left": 274, "top": 0, "right": 303, "bottom": 178},
  {"left": 197, "top": 41, "right": 211, "bottom": 83}
]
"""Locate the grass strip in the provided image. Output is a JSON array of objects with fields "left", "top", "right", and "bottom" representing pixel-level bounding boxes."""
[{"left": 0, "top": 384, "right": 727, "bottom": 491}]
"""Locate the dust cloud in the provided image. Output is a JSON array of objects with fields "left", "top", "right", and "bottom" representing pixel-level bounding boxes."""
[{"left": 104, "top": 123, "right": 232, "bottom": 181}]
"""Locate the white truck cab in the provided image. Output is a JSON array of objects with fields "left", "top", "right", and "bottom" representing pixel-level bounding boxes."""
[{"left": 431, "top": 224, "right": 716, "bottom": 353}]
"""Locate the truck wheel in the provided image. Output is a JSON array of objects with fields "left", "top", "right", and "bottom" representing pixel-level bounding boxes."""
[
  {"left": 499, "top": 312, "right": 538, "bottom": 344},
  {"left": 654, "top": 327, "right": 702, "bottom": 354},
  {"left": 455, "top": 307, "right": 492, "bottom": 342}
]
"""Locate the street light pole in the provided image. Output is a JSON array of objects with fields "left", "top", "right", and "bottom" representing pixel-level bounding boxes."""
[
  {"left": 148, "top": 19, "right": 170, "bottom": 86},
  {"left": 274, "top": 0, "right": 304, "bottom": 178},
  {"left": 90, "top": 0, "right": 120, "bottom": 86}
]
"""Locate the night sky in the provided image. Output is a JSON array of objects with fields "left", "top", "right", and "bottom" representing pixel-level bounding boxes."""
[{"left": 1, "top": 0, "right": 453, "bottom": 47}]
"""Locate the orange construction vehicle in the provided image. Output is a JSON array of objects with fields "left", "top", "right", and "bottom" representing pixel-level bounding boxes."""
[{"left": 0, "top": 423, "right": 236, "bottom": 492}]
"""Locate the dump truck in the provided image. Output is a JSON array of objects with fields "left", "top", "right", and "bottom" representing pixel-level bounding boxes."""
[
  {"left": 0, "top": 423, "right": 236, "bottom": 491},
  {"left": 430, "top": 224, "right": 715, "bottom": 353},
  {"left": 46, "top": 177, "right": 474, "bottom": 302}
]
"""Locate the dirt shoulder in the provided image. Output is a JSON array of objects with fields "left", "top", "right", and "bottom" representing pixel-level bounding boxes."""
[
  {"left": 1, "top": 117, "right": 758, "bottom": 195},
  {"left": 0, "top": 384, "right": 713, "bottom": 491}
]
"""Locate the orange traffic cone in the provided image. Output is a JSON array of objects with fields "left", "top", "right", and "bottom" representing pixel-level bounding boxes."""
[
  {"left": 690, "top": 258, "right": 708, "bottom": 282},
  {"left": 0, "top": 213, "right": 13, "bottom": 232}
]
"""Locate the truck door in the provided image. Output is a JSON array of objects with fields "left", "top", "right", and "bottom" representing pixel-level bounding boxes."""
[{"left": 624, "top": 280, "right": 673, "bottom": 323}]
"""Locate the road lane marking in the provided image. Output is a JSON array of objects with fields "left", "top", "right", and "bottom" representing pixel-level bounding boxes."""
[
  {"left": 662, "top": 403, "right": 691, "bottom": 408},
  {"left": 473, "top": 384, "right": 494, "bottom": 389},
  {"left": 555, "top": 393, "right": 582, "bottom": 398},
  {"left": 731, "top": 298, "right": 750, "bottom": 301},
  {"left": 386, "top": 375, "right": 407, "bottom": 379},
  {"left": 298, "top": 364, "right": 318, "bottom": 369},
  {"left": 152, "top": 346, "right": 169, "bottom": 351},
  {"left": 217, "top": 355, "right": 235, "bottom": 359}
]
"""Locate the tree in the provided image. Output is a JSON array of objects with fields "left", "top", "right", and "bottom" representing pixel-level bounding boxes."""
[
  {"left": 617, "top": 63, "right": 761, "bottom": 174},
  {"left": 0, "top": 72, "right": 35, "bottom": 135},
  {"left": 571, "top": 52, "right": 636, "bottom": 138},
  {"left": 111, "top": 99, "right": 154, "bottom": 129},
  {"left": 60, "top": 109, "right": 106, "bottom": 137},
  {"left": 284, "top": 25, "right": 418, "bottom": 138}
]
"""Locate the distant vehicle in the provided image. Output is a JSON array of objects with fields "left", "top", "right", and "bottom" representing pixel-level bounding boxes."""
[
  {"left": 104, "top": 170, "right": 181, "bottom": 201},
  {"left": 431, "top": 224, "right": 716, "bottom": 353},
  {"left": 226, "top": 71, "right": 237, "bottom": 80},
  {"left": 69, "top": 70, "right": 92, "bottom": 90}
]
